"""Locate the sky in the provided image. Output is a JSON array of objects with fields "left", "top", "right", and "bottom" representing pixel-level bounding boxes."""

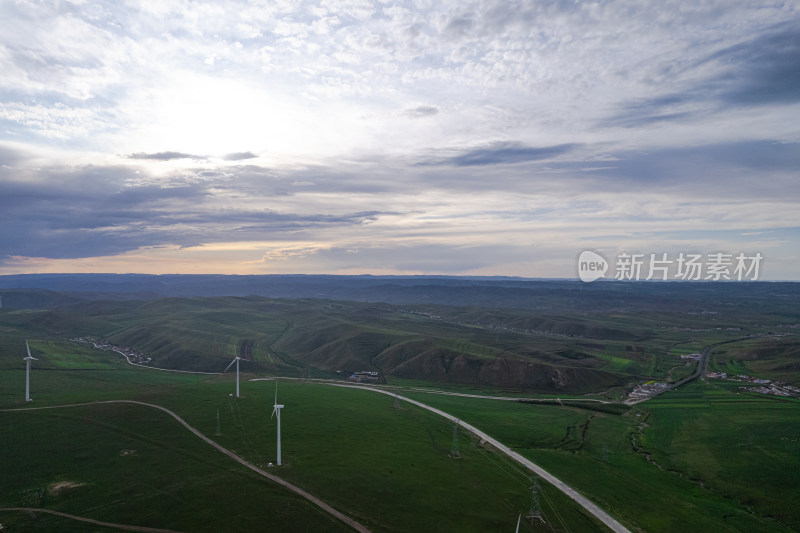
[{"left": 0, "top": 0, "right": 798, "bottom": 280}]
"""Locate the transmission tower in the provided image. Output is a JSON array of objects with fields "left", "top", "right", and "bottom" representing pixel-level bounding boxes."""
[
  {"left": 214, "top": 407, "right": 221, "bottom": 436},
  {"left": 526, "top": 479, "right": 545, "bottom": 523},
  {"left": 393, "top": 393, "right": 400, "bottom": 410},
  {"left": 450, "top": 420, "right": 461, "bottom": 458}
]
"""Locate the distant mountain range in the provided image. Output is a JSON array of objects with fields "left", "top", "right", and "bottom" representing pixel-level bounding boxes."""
[{"left": 1, "top": 273, "right": 798, "bottom": 314}]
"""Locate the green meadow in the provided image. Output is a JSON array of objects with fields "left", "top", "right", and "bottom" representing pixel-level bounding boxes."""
[
  {"left": 400, "top": 380, "right": 800, "bottom": 533},
  {"left": 1, "top": 340, "right": 609, "bottom": 532},
  {"left": 1, "top": 288, "right": 798, "bottom": 533}
]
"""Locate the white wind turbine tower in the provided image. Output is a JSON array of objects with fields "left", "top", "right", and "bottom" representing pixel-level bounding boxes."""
[
  {"left": 24, "top": 340, "right": 38, "bottom": 402},
  {"left": 224, "top": 349, "right": 243, "bottom": 398},
  {"left": 271, "top": 380, "right": 284, "bottom": 466}
]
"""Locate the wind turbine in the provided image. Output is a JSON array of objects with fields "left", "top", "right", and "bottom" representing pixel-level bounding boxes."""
[
  {"left": 24, "top": 340, "right": 37, "bottom": 402},
  {"left": 224, "top": 349, "right": 243, "bottom": 398},
  {"left": 271, "top": 380, "right": 284, "bottom": 466}
]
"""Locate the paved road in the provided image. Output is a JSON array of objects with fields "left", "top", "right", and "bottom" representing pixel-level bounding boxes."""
[
  {"left": 328, "top": 383, "right": 632, "bottom": 533},
  {"left": 251, "top": 377, "right": 613, "bottom": 404},
  {"left": 2, "top": 401, "right": 370, "bottom": 533},
  {"left": 398, "top": 387, "right": 614, "bottom": 404}
]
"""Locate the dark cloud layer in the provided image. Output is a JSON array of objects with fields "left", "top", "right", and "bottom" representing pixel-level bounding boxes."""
[
  {"left": 418, "top": 142, "right": 580, "bottom": 167},
  {"left": 0, "top": 154, "right": 390, "bottom": 261},
  {"left": 605, "top": 24, "right": 800, "bottom": 127},
  {"left": 708, "top": 24, "right": 800, "bottom": 106},
  {"left": 552, "top": 140, "right": 800, "bottom": 198}
]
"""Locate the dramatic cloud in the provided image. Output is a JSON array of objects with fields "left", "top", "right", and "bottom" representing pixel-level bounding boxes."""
[
  {"left": 0, "top": 1, "right": 798, "bottom": 278},
  {"left": 605, "top": 24, "right": 800, "bottom": 127}
]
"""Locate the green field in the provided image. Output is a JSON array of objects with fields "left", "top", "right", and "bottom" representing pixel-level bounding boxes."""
[
  {"left": 403, "top": 381, "right": 799, "bottom": 532},
  {"left": 1, "top": 340, "right": 611, "bottom": 532},
  {"left": 1, "top": 289, "right": 799, "bottom": 533},
  {"left": 2, "top": 337, "right": 799, "bottom": 532}
]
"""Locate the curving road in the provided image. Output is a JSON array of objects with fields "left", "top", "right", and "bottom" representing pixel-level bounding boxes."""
[
  {"left": 250, "top": 377, "right": 613, "bottom": 404},
  {"left": 327, "top": 383, "right": 632, "bottom": 533},
  {"left": 1, "top": 401, "right": 370, "bottom": 533}
]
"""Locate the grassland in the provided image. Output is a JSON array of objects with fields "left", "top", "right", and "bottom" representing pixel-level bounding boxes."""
[
  {"left": 3, "top": 335, "right": 799, "bottom": 532},
  {"left": 1, "top": 401, "right": 352, "bottom": 532},
  {"left": 1, "top": 340, "right": 610, "bottom": 532},
  {"left": 1, "top": 284, "right": 799, "bottom": 532},
  {"left": 401, "top": 381, "right": 799, "bottom": 532},
  {"left": 643, "top": 381, "right": 800, "bottom": 529}
]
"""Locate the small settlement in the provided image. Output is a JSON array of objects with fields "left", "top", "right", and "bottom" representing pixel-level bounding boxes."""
[
  {"left": 348, "top": 370, "right": 384, "bottom": 384},
  {"left": 72, "top": 337, "right": 152, "bottom": 366},
  {"left": 707, "top": 372, "right": 800, "bottom": 397},
  {"left": 627, "top": 381, "right": 670, "bottom": 402}
]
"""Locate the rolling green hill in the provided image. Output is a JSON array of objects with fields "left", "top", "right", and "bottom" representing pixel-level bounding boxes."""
[
  {"left": 2, "top": 287, "right": 799, "bottom": 394},
  {"left": 0, "top": 296, "right": 652, "bottom": 393}
]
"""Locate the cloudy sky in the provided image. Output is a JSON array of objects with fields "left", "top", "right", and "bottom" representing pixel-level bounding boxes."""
[{"left": 0, "top": 0, "right": 798, "bottom": 279}]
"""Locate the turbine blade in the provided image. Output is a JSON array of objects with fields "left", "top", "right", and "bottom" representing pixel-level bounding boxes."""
[
  {"left": 224, "top": 357, "right": 237, "bottom": 373},
  {"left": 274, "top": 379, "right": 278, "bottom": 404},
  {"left": 271, "top": 406, "right": 277, "bottom": 419},
  {"left": 26, "top": 340, "right": 31, "bottom": 358},
  {"left": 516, "top": 514, "right": 521, "bottom": 533}
]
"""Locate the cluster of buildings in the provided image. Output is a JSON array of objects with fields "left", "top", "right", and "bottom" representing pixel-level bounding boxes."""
[
  {"left": 679, "top": 353, "right": 703, "bottom": 361},
  {"left": 348, "top": 371, "right": 384, "bottom": 383},
  {"left": 707, "top": 372, "right": 800, "bottom": 397},
  {"left": 72, "top": 337, "right": 152, "bottom": 366},
  {"left": 627, "top": 381, "right": 670, "bottom": 401},
  {"left": 743, "top": 383, "right": 800, "bottom": 397}
]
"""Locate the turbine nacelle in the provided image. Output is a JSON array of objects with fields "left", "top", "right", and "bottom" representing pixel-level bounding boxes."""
[{"left": 223, "top": 355, "right": 241, "bottom": 373}]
